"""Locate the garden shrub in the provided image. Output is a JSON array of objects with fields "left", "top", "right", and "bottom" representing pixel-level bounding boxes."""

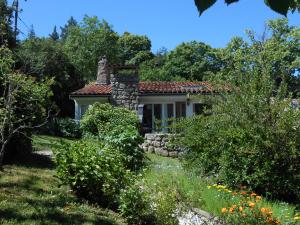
[
  {"left": 174, "top": 50, "right": 300, "bottom": 202},
  {"left": 54, "top": 140, "right": 135, "bottom": 209},
  {"left": 118, "top": 180, "right": 179, "bottom": 225},
  {"left": 81, "top": 103, "right": 145, "bottom": 171},
  {"left": 54, "top": 117, "right": 82, "bottom": 138}
]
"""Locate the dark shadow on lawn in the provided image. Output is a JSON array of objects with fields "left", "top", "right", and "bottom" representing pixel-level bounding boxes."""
[
  {"left": 0, "top": 208, "right": 120, "bottom": 225},
  {"left": 6, "top": 152, "right": 54, "bottom": 169}
]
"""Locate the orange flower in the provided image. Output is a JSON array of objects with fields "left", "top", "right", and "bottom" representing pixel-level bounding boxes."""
[
  {"left": 256, "top": 196, "right": 262, "bottom": 201},
  {"left": 232, "top": 192, "right": 237, "bottom": 196},
  {"left": 261, "top": 208, "right": 267, "bottom": 213},
  {"left": 239, "top": 206, "right": 243, "bottom": 212},
  {"left": 241, "top": 191, "right": 247, "bottom": 195},
  {"left": 250, "top": 192, "right": 257, "bottom": 197},
  {"left": 248, "top": 201, "right": 255, "bottom": 207},
  {"left": 221, "top": 208, "right": 227, "bottom": 213},
  {"left": 229, "top": 207, "right": 235, "bottom": 213}
]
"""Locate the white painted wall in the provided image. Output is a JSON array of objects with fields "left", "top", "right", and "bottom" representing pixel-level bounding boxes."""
[{"left": 71, "top": 96, "right": 109, "bottom": 121}]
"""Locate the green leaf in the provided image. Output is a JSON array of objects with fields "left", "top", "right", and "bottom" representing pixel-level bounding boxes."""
[
  {"left": 194, "top": 0, "right": 217, "bottom": 15},
  {"left": 225, "top": 0, "right": 239, "bottom": 4},
  {"left": 264, "top": 0, "right": 291, "bottom": 16}
]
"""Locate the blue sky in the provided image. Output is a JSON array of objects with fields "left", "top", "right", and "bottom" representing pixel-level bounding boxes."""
[{"left": 11, "top": 0, "right": 300, "bottom": 52}]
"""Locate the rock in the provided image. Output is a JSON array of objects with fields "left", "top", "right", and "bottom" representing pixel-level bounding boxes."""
[{"left": 169, "top": 151, "right": 178, "bottom": 158}]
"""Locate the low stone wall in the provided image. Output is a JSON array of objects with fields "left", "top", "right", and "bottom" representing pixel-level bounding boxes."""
[{"left": 141, "top": 133, "right": 182, "bottom": 157}]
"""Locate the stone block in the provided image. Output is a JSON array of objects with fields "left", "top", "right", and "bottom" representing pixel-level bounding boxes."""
[
  {"left": 148, "top": 146, "right": 154, "bottom": 153},
  {"left": 168, "top": 151, "right": 178, "bottom": 158}
]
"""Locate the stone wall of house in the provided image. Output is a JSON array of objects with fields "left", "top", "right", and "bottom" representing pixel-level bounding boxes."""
[
  {"left": 141, "top": 133, "right": 183, "bottom": 157},
  {"left": 110, "top": 73, "right": 139, "bottom": 111}
]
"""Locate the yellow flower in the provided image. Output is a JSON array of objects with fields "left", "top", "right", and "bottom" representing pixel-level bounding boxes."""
[
  {"left": 221, "top": 208, "right": 227, "bottom": 213},
  {"left": 256, "top": 196, "right": 262, "bottom": 201},
  {"left": 207, "top": 185, "right": 212, "bottom": 189},
  {"left": 294, "top": 216, "right": 300, "bottom": 221},
  {"left": 239, "top": 206, "right": 243, "bottom": 212}
]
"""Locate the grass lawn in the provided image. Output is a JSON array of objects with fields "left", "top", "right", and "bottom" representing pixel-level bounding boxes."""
[
  {"left": 0, "top": 155, "right": 126, "bottom": 225},
  {"left": 32, "top": 135, "right": 75, "bottom": 152}
]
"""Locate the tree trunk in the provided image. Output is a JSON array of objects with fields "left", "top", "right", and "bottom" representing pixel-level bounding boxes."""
[{"left": 0, "top": 144, "right": 5, "bottom": 170}]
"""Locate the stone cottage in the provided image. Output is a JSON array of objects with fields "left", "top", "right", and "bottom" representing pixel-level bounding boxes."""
[
  {"left": 70, "top": 57, "right": 216, "bottom": 129},
  {"left": 70, "top": 57, "right": 216, "bottom": 156}
]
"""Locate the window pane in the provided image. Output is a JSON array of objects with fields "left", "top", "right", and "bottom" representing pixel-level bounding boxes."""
[
  {"left": 176, "top": 102, "right": 186, "bottom": 118},
  {"left": 154, "top": 104, "right": 162, "bottom": 131},
  {"left": 167, "top": 104, "right": 174, "bottom": 127},
  {"left": 142, "top": 104, "right": 153, "bottom": 133}
]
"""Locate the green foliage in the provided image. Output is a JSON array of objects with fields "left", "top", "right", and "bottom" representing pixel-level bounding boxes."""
[
  {"left": 118, "top": 32, "right": 153, "bottom": 65},
  {"left": 54, "top": 117, "right": 81, "bottom": 138},
  {"left": 175, "top": 20, "right": 300, "bottom": 202},
  {"left": 81, "top": 103, "right": 144, "bottom": 171},
  {"left": 54, "top": 140, "right": 135, "bottom": 209},
  {"left": 119, "top": 182, "right": 156, "bottom": 225},
  {"left": 194, "top": 0, "right": 299, "bottom": 16},
  {"left": 0, "top": 0, "right": 15, "bottom": 48},
  {"left": 0, "top": 46, "right": 53, "bottom": 165},
  {"left": 63, "top": 16, "right": 119, "bottom": 81},
  {"left": 17, "top": 37, "right": 84, "bottom": 117}
]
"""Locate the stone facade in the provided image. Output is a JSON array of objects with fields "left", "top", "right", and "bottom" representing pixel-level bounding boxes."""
[
  {"left": 110, "top": 73, "right": 139, "bottom": 111},
  {"left": 141, "top": 133, "right": 183, "bottom": 157}
]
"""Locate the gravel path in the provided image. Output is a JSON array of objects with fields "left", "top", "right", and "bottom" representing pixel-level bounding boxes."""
[{"left": 178, "top": 209, "right": 225, "bottom": 225}]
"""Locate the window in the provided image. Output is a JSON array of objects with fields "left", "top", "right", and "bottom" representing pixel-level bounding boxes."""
[
  {"left": 81, "top": 105, "right": 89, "bottom": 118},
  {"left": 154, "top": 104, "right": 162, "bottom": 131},
  {"left": 176, "top": 102, "right": 186, "bottom": 118},
  {"left": 142, "top": 104, "right": 153, "bottom": 133}
]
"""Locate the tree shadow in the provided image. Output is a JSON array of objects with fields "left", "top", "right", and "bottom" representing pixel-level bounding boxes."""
[{"left": 6, "top": 152, "right": 55, "bottom": 169}]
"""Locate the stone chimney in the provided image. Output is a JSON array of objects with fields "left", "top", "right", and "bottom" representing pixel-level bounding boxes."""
[
  {"left": 110, "top": 65, "right": 139, "bottom": 111},
  {"left": 96, "top": 56, "right": 110, "bottom": 85}
]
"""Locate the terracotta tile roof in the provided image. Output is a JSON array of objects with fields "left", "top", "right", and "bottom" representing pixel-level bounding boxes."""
[{"left": 70, "top": 81, "right": 214, "bottom": 97}]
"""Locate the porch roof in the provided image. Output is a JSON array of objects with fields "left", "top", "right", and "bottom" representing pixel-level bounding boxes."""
[{"left": 70, "top": 81, "right": 214, "bottom": 97}]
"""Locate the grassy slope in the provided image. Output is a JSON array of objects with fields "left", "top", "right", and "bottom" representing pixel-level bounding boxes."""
[
  {"left": 145, "top": 154, "right": 298, "bottom": 224},
  {"left": 0, "top": 135, "right": 127, "bottom": 225}
]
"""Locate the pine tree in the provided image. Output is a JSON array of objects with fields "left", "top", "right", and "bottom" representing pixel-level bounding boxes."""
[
  {"left": 28, "top": 24, "right": 36, "bottom": 39},
  {"left": 60, "top": 16, "right": 78, "bottom": 40},
  {"left": 49, "top": 25, "right": 59, "bottom": 41}
]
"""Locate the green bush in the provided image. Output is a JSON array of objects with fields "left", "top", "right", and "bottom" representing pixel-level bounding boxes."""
[
  {"left": 54, "top": 140, "right": 135, "bottom": 209},
  {"left": 119, "top": 183, "right": 156, "bottom": 225},
  {"left": 118, "top": 180, "right": 179, "bottom": 225},
  {"left": 55, "top": 117, "right": 82, "bottom": 138},
  {"left": 175, "top": 73, "right": 300, "bottom": 202},
  {"left": 81, "top": 103, "right": 145, "bottom": 171}
]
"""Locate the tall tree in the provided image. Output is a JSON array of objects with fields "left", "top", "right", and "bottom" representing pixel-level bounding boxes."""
[
  {"left": 0, "top": 46, "right": 53, "bottom": 168},
  {"left": 50, "top": 25, "right": 59, "bottom": 41},
  {"left": 17, "top": 38, "right": 83, "bottom": 117},
  {"left": 160, "top": 41, "right": 220, "bottom": 81},
  {"left": 60, "top": 16, "right": 78, "bottom": 40},
  {"left": 0, "top": 0, "right": 15, "bottom": 48},
  {"left": 63, "top": 16, "right": 119, "bottom": 81},
  {"left": 28, "top": 25, "right": 36, "bottom": 39},
  {"left": 118, "top": 32, "right": 153, "bottom": 65}
]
